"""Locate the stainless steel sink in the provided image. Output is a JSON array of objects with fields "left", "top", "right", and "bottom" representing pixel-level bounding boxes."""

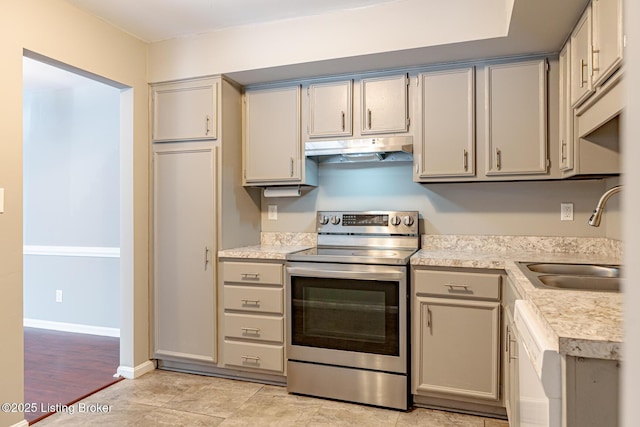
[
  {"left": 516, "top": 262, "right": 622, "bottom": 292},
  {"left": 526, "top": 263, "right": 620, "bottom": 277},
  {"left": 537, "top": 275, "right": 620, "bottom": 292}
]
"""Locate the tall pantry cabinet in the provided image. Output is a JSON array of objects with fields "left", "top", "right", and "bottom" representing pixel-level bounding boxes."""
[{"left": 151, "top": 77, "right": 261, "bottom": 368}]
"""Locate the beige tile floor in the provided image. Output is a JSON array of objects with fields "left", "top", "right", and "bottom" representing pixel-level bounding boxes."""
[{"left": 36, "top": 370, "right": 510, "bottom": 426}]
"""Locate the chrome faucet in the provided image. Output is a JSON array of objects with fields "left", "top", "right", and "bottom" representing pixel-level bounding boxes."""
[{"left": 588, "top": 185, "right": 622, "bottom": 227}]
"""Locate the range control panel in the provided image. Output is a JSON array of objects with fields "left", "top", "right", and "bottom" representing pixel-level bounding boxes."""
[{"left": 317, "top": 211, "right": 418, "bottom": 235}]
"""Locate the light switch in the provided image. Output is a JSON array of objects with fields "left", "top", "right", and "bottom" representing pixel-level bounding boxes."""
[{"left": 0, "top": 188, "right": 4, "bottom": 214}]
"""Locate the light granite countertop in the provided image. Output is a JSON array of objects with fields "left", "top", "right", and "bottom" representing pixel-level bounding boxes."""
[
  {"left": 218, "top": 244, "right": 312, "bottom": 261},
  {"left": 218, "top": 232, "right": 316, "bottom": 260},
  {"left": 412, "top": 235, "right": 623, "bottom": 361}
]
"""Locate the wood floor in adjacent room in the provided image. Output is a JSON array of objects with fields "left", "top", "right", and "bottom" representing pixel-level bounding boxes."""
[
  {"left": 24, "top": 327, "right": 121, "bottom": 425},
  {"left": 35, "top": 369, "right": 510, "bottom": 426}
]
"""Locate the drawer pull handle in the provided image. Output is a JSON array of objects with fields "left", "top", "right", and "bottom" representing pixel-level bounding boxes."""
[
  {"left": 241, "top": 273, "right": 260, "bottom": 280},
  {"left": 241, "top": 299, "right": 261, "bottom": 306},
  {"left": 241, "top": 327, "right": 261, "bottom": 334},
  {"left": 241, "top": 355, "right": 260, "bottom": 362},
  {"left": 444, "top": 284, "right": 470, "bottom": 291}
]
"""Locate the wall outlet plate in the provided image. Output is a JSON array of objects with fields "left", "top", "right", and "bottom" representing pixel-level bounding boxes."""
[
  {"left": 561, "top": 203, "right": 574, "bottom": 221},
  {"left": 268, "top": 204, "right": 277, "bottom": 220}
]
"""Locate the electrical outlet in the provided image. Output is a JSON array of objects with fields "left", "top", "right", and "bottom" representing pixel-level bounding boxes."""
[
  {"left": 561, "top": 203, "right": 574, "bottom": 221},
  {"left": 56, "top": 289, "right": 63, "bottom": 303},
  {"left": 268, "top": 205, "right": 277, "bottom": 220}
]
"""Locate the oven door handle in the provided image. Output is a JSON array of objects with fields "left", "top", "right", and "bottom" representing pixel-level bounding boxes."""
[{"left": 287, "top": 266, "right": 405, "bottom": 281}]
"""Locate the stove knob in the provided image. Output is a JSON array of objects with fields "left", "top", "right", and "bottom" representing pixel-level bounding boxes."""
[
  {"left": 330, "top": 215, "right": 341, "bottom": 225},
  {"left": 319, "top": 215, "right": 329, "bottom": 225},
  {"left": 403, "top": 216, "right": 415, "bottom": 226},
  {"left": 390, "top": 216, "right": 401, "bottom": 226}
]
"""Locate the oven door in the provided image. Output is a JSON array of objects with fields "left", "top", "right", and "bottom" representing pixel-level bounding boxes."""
[{"left": 286, "top": 262, "right": 407, "bottom": 374}]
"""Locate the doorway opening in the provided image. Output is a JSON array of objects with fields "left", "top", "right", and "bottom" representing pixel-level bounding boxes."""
[{"left": 22, "top": 52, "right": 132, "bottom": 424}]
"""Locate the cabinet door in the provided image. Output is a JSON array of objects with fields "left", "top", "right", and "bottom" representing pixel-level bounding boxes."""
[
  {"left": 559, "top": 43, "right": 574, "bottom": 171},
  {"left": 485, "top": 59, "right": 548, "bottom": 175},
  {"left": 308, "top": 80, "right": 352, "bottom": 138},
  {"left": 152, "top": 79, "right": 217, "bottom": 142},
  {"left": 153, "top": 142, "right": 216, "bottom": 363},
  {"left": 244, "top": 86, "right": 301, "bottom": 183},
  {"left": 414, "top": 296, "right": 500, "bottom": 400},
  {"left": 361, "top": 74, "right": 409, "bottom": 134},
  {"left": 570, "top": 7, "right": 594, "bottom": 107},
  {"left": 417, "top": 67, "right": 475, "bottom": 178},
  {"left": 592, "top": 0, "right": 623, "bottom": 87}
]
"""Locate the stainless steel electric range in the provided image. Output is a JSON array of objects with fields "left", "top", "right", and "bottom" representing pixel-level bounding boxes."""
[{"left": 285, "top": 210, "right": 419, "bottom": 410}]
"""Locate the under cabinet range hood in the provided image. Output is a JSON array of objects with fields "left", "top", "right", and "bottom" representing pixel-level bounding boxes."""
[{"left": 305, "top": 136, "right": 413, "bottom": 163}]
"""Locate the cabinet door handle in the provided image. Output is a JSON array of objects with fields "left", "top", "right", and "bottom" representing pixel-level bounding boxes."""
[
  {"left": 290, "top": 157, "right": 294, "bottom": 177},
  {"left": 496, "top": 148, "right": 502, "bottom": 170},
  {"left": 341, "top": 111, "right": 346, "bottom": 131},
  {"left": 506, "top": 326, "right": 510, "bottom": 354},
  {"left": 241, "top": 355, "right": 261, "bottom": 362},
  {"left": 580, "top": 59, "right": 588, "bottom": 88},
  {"left": 205, "top": 115, "right": 211, "bottom": 135},
  {"left": 561, "top": 140, "right": 567, "bottom": 163},
  {"left": 241, "top": 299, "right": 261, "bottom": 306},
  {"left": 367, "top": 109, "right": 372, "bottom": 129},
  {"left": 426, "top": 307, "right": 432, "bottom": 328},
  {"left": 240, "top": 272, "right": 260, "bottom": 280},
  {"left": 204, "top": 246, "right": 210, "bottom": 270},
  {"left": 463, "top": 149, "right": 468, "bottom": 171},
  {"left": 241, "top": 327, "right": 261, "bottom": 334},
  {"left": 592, "top": 48, "right": 600, "bottom": 74}
]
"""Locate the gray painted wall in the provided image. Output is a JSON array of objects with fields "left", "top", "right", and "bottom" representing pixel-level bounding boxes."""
[
  {"left": 23, "top": 66, "right": 121, "bottom": 329},
  {"left": 261, "top": 162, "right": 621, "bottom": 239}
]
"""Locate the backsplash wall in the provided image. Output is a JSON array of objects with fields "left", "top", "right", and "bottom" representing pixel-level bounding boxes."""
[{"left": 260, "top": 162, "right": 620, "bottom": 239}]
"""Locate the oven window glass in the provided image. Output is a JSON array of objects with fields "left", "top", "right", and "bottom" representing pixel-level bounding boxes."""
[{"left": 291, "top": 277, "right": 399, "bottom": 356}]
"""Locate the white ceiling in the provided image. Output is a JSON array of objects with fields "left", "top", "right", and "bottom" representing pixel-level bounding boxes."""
[{"left": 66, "top": 0, "right": 403, "bottom": 42}]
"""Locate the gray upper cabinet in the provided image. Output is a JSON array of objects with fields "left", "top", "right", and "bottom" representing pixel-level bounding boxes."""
[
  {"left": 484, "top": 59, "right": 548, "bottom": 176},
  {"left": 559, "top": 43, "right": 574, "bottom": 172},
  {"left": 592, "top": 0, "right": 623, "bottom": 88},
  {"left": 152, "top": 78, "right": 217, "bottom": 142},
  {"left": 244, "top": 85, "right": 303, "bottom": 184},
  {"left": 361, "top": 74, "right": 409, "bottom": 134},
  {"left": 416, "top": 67, "right": 475, "bottom": 179},
  {"left": 308, "top": 80, "right": 353, "bottom": 138},
  {"left": 570, "top": 6, "right": 594, "bottom": 107}
]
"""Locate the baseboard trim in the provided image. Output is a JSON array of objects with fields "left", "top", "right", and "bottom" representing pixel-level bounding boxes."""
[
  {"left": 117, "top": 360, "right": 155, "bottom": 379},
  {"left": 23, "top": 318, "right": 120, "bottom": 338},
  {"left": 8, "top": 420, "right": 29, "bottom": 427}
]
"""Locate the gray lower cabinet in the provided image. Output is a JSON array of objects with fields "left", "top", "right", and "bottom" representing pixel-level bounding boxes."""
[
  {"left": 221, "top": 261, "right": 286, "bottom": 374},
  {"left": 564, "top": 356, "right": 620, "bottom": 427},
  {"left": 412, "top": 268, "right": 502, "bottom": 407},
  {"left": 503, "top": 277, "right": 521, "bottom": 423},
  {"left": 152, "top": 141, "right": 217, "bottom": 363}
]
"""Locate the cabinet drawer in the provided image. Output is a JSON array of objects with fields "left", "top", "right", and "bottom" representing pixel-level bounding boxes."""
[
  {"left": 224, "top": 313, "right": 284, "bottom": 343},
  {"left": 224, "top": 341, "right": 284, "bottom": 372},
  {"left": 414, "top": 269, "right": 501, "bottom": 300},
  {"left": 224, "top": 286, "right": 283, "bottom": 314},
  {"left": 223, "top": 262, "right": 283, "bottom": 285}
]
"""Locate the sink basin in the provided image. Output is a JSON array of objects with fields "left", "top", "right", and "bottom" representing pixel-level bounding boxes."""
[
  {"left": 526, "top": 263, "right": 620, "bottom": 277},
  {"left": 537, "top": 275, "right": 620, "bottom": 292},
  {"left": 516, "top": 262, "right": 622, "bottom": 292}
]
